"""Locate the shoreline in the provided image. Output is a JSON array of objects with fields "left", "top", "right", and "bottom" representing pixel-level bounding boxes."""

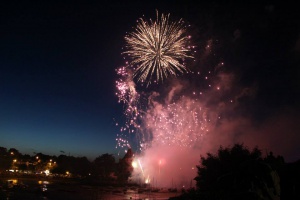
[{"left": 0, "top": 175, "right": 181, "bottom": 200}]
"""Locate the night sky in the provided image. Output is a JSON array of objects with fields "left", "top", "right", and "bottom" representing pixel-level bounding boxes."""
[{"left": 1, "top": 1, "right": 299, "bottom": 161}]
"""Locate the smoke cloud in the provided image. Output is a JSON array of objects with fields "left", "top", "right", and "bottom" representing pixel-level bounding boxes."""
[{"left": 128, "top": 69, "right": 300, "bottom": 188}]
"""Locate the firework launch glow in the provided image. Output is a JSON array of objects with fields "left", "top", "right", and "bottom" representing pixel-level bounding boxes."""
[{"left": 123, "top": 11, "right": 194, "bottom": 85}]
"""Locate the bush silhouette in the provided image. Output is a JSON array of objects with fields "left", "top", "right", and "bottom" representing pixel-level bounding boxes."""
[{"left": 193, "top": 144, "right": 280, "bottom": 200}]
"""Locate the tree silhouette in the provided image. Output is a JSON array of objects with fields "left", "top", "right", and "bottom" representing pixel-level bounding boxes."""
[
  {"left": 117, "top": 149, "right": 133, "bottom": 183},
  {"left": 0, "top": 147, "right": 7, "bottom": 156},
  {"left": 0, "top": 147, "right": 11, "bottom": 172},
  {"left": 194, "top": 144, "right": 280, "bottom": 200},
  {"left": 93, "top": 153, "right": 116, "bottom": 180},
  {"left": 8, "top": 148, "right": 21, "bottom": 157}
]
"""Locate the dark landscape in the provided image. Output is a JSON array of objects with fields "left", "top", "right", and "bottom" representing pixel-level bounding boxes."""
[{"left": 1, "top": 145, "right": 300, "bottom": 199}]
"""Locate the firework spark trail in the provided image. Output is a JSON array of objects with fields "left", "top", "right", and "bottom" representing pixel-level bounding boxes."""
[
  {"left": 138, "top": 159, "right": 144, "bottom": 176},
  {"left": 123, "top": 11, "right": 194, "bottom": 85},
  {"left": 115, "top": 66, "right": 139, "bottom": 149}
]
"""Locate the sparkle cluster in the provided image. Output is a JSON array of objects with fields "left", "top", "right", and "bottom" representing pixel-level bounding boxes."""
[
  {"left": 115, "top": 66, "right": 141, "bottom": 150},
  {"left": 145, "top": 96, "right": 209, "bottom": 147}
]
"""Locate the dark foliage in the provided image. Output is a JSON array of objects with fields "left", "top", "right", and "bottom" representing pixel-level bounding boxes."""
[
  {"left": 52, "top": 155, "right": 91, "bottom": 176},
  {"left": 116, "top": 149, "right": 134, "bottom": 183},
  {"left": 93, "top": 153, "right": 116, "bottom": 179},
  {"left": 280, "top": 160, "right": 300, "bottom": 200},
  {"left": 188, "top": 144, "right": 281, "bottom": 200}
]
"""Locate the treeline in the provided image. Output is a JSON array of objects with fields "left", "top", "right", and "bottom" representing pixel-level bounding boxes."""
[
  {"left": 173, "top": 144, "right": 300, "bottom": 200},
  {"left": 0, "top": 147, "right": 134, "bottom": 184}
]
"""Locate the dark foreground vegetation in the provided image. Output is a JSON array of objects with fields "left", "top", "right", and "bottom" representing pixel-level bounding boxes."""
[
  {"left": 1, "top": 144, "right": 300, "bottom": 200},
  {"left": 172, "top": 144, "right": 300, "bottom": 200}
]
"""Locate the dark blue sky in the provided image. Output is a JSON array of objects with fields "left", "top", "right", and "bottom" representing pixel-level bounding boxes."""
[{"left": 1, "top": 1, "right": 299, "bottom": 161}]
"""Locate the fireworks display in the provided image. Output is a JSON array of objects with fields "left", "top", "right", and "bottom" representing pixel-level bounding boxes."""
[
  {"left": 123, "top": 11, "right": 194, "bottom": 85},
  {"left": 116, "top": 12, "right": 234, "bottom": 188}
]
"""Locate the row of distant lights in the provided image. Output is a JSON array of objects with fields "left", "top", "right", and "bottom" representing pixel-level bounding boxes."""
[
  {"left": 9, "top": 153, "right": 72, "bottom": 177},
  {"left": 10, "top": 156, "right": 57, "bottom": 176}
]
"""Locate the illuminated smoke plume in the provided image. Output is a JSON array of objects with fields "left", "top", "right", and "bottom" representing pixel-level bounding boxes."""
[{"left": 115, "top": 63, "right": 234, "bottom": 187}]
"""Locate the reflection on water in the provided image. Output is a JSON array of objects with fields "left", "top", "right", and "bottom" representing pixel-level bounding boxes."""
[
  {"left": 5, "top": 179, "right": 18, "bottom": 188},
  {"left": 0, "top": 178, "right": 49, "bottom": 199},
  {"left": 0, "top": 178, "right": 180, "bottom": 200},
  {"left": 38, "top": 180, "right": 49, "bottom": 192}
]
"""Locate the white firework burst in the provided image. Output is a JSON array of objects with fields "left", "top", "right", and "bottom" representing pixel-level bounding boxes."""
[{"left": 123, "top": 11, "right": 193, "bottom": 85}]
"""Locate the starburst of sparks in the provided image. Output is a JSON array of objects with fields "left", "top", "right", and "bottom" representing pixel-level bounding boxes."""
[{"left": 123, "top": 11, "right": 194, "bottom": 85}]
